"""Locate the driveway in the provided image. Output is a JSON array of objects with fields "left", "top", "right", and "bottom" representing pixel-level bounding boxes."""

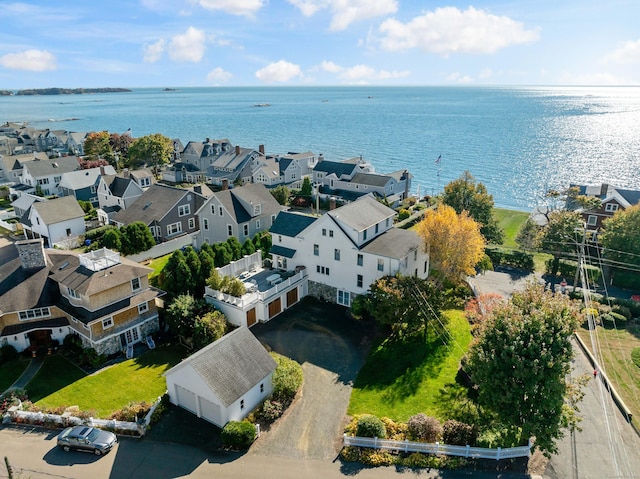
[{"left": 249, "top": 297, "right": 376, "bottom": 460}]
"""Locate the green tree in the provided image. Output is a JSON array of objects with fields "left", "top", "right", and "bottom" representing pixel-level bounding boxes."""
[
  {"left": 120, "top": 221, "right": 156, "bottom": 255},
  {"left": 127, "top": 133, "right": 173, "bottom": 173},
  {"left": 102, "top": 228, "right": 123, "bottom": 252},
  {"left": 516, "top": 217, "right": 541, "bottom": 252},
  {"left": 270, "top": 185, "right": 290, "bottom": 205},
  {"left": 241, "top": 238, "right": 256, "bottom": 256},
  {"left": 259, "top": 233, "right": 272, "bottom": 257},
  {"left": 109, "top": 132, "right": 133, "bottom": 168},
  {"left": 542, "top": 185, "right": 602, "bottom": 222},
  {"left": 84, "top": 131, "right": 115, "bottom": 164},
  {"left": 193, "top": 310, "right": 229, "bottom": 350},
  {"left": 183, "top": 246, "right": 202, "bottom": 294},
  {"left": 226, "top": 237, "right": 243, "bottom": 261},
  {"left": 160, "top": 250, "right": 192, "bottom": 297},
  {"left": 442, "top": 171, "right": 504, "bottom": 244},
  {"left": 213, "top": 242, "right": 233, "bottom": 267},
  {"left": 300, "top": 176, "right": 312, "bottom": 197},
  {"left": 537, "top": 210, "right": 583, "bottom": 276},
  {"left": 466, "top": 282, "right": 583, "bottom": 456},
  {"left": 197, "top": 249, "right": 215, "bottom": 292},
  {"left": 600, "top": 204, "right": 640, "bottom": 282},
  {"left": 165, "top": 294, "right": 208, "bottom": 337}
]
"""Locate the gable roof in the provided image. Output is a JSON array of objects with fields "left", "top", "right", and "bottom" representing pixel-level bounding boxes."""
[
  {"left": 11, "top": 194, "right": 46, "bottom": 211},
  {"left": 31, "top": 196, "right": 84, "bottom": 224},
  {"left": 59, "top": 166, "right": 116, "bottom": 190},
  {"left": 0, "top": 255, "right": 57, "bottom": 314},
  {"left": 270, "top": 211, "right": 317, "bottom": 237},
  {"left": 213, "top": 183, "right": 282, "bottom": 224},
  {"left": 23, "top": 156, "right": 79, "bottom": 178},
  {"left": 166, "top": 327, "right": 277, "bottom": 407},
  {"left": 360, "top": 228, "right": 422, "bottom": 259},
  {"left": 314, "top": 160, "right": 358, "bottom": 177},
  {"left": 328, "top": 195, "right": 395, "bottom": 232},
  {"left": 103, "top": 175, "right": 134, "bottom": 198},
  {"left": 112, "top": 184, "right": 198, "bottom": 225},
  {"left": 350, "top": 172, "right": 393, "bottom": 187}
]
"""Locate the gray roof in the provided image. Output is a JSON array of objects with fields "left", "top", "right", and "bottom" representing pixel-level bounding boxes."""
[
  {"left": 32, "top": 196, "right": 84, "bottom": 224},
  {"left": 328, "top": 195, "right": 395, "bottom": 232},
  {"left": 360, "top": 228, "right": 422, "bottom": 259},
  {"left": 351, "top": 172, "right": 392, "bottom": 187},
  {"left": 23, "top": 156, "right": 79, "bottom": 178},
  {"left": 210, "top": 147, "right": 255, "bottom": 171},
  {"left": 0, "top": 255, "right": 57, "bottom": 314},
  {"left": 167, "top": 327, "right": 277, "bottom": 407},
  {"left": 112, "top": 184, "right": 199, "bottom": 225},
  {"left": 103, "top": 175, "right": 133, "bottom": 198},
  {"left": 11, "top": 194, "right": 46, "bottom": 211},
  {"left": 270, "top": 211, "right": 317, "bottom": 237},
  {"left": 59, "top": 166, "right": 116, "bottom": 190},
  {"left": 270, "top": 244, "right": 297, "bottom": 258},
  {"left": 214, "top": 183, "right": 282, "bottom": 224},
  {"left": 314, "top": 160, "right": 358, "bottom": 177}
]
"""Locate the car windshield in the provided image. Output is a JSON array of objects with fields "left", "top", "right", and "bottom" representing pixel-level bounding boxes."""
[{"left": 86, "top": 428, "right": 101, "bottom": 442}]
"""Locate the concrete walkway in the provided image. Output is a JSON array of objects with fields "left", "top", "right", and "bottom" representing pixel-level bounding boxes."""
[{"left": 2, "top": 355, "right": 45, "bottom": 394}]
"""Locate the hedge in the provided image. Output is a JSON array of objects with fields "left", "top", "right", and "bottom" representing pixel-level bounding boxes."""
[
  {"left": 221, "top": 421, "right": 256, "bottom": 449},
  {"left": 485, "top": 247, "right": 534, "bottom": 270},
  {"left": 545, "top": 259, "right": 601, "bottom": 285},
  {"left": 609, "top": 269, "right": 640, "bottom": 291}
]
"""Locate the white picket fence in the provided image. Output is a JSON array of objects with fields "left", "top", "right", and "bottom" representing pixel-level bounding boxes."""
[{"left": 343, "top": 434, "right": 531, "bottom": 460}]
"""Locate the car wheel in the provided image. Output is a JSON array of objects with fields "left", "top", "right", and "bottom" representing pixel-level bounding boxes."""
[
  {"left": 94, "top": 449, "right": 102, "bottom": 456},
  {"left": 63, "top": 445, "right": 70, "bottom": 452}
]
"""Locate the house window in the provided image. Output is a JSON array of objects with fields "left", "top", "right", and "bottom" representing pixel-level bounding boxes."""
[
  {"left": 605, "top": 203, "right": 619, "bottom": 212},
  {"left": 386, "top": 218, "right": 390, "bottom": 228},
  {"left": 66, "top": 228, "right": 71, "bottom": 236},
  {"left": 243, "top": 224, "right": 249, "bottom": 236},
  {"left": 68, "top": 287, "right": 80, "bottom": 299},
  {"left": 210, "top": 204, "right": 216, "bottom": 214},
  {"left": 102, "top": 317, "right": 114, "bottom": 329},
  {"left": 357, "top": 254, "right": 363, "bottom": 266},
  {"left": 271, "top": 214, "right": 276, "bottom": 225},
  {"left": 90, "top": 185, "right": 97, "bottom": 194},
  {"left": 256, "top": 219, "right": 261, "bottom": 229},
  {"left": 54, "top": 176, "right": 61, "bottom": 183},
  {"left": 219, "top": 206, "right": 223, "bottom": 216},
  {"left": 329, "top": 230, "right": 333, "bottom": 238},
  {"left": 377, "top": 258, "right": 384, "bottom": 271},
  {"left": 314, "top": 244, "right": 319, "bottom": 256},
  {"left": 188, "top": 218, "right": 195, "bottom": 229},
  {"left": 240, "top": 399, "right": 245, "bottom": 410},
  {"left": 260, "top": 383, "right": 264, "bottom": 393},
  {"left": 363, "top": 229, "right": 367, "bottom": 241},
  {"left": 254, "top": 204, "right": 261, "bottom": 215},
  {"left": 19, "top": 307, "right": 51, "bottom": 321},
  {"left": 357, "top": 274, "right": 363, "bottom": 288},
  {"left": 375, "top": 223, "right": 379, "bottom": 234},
  {"left": 178, "top": 204, "right": 191, "bottom": 216},
  {"left": 140, "top": 177, "right": 150, "bottom": 187},
  {"left": 322, "top": 228, "right": 326, "bottom": 236},
  {"left": 337, "top": 290, "right": 351, "bottom": 306},
  {"left": 334, "top": 249, "right": 340, "bottom": 261},
  {"left": 203, "top": 218, "right": 209, "bottom": 230},
  {"left": 167, "top": 222, "right": 182, "bottom": 236},
  {"left": 227, "top": 224, "right": 233, "bottom": 236},
  {"left": 131, "top": 277, "right": 141, "bottom": 291},
  {"left": 138, "top": 302, "right": 149, "bottom": 314},
  {"left": 316, "top": 265, "right": 330, "bottom": 275},
  {"left": 587, "top": 215, "right": 598, "bottom": 226}
]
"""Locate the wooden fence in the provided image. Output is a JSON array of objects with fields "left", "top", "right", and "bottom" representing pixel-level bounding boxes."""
[{"left": 343, "top": 434, "right": 531, "bottom": 460}]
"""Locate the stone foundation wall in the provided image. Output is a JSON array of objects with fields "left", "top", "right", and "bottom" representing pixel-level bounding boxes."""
[{"left": 308, "top": 281, "right": 337, "bottom": 304}]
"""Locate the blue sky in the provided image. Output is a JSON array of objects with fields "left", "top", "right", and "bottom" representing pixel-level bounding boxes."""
[{"left": 0, "top": 0, "right": 639, "bottom": 88}]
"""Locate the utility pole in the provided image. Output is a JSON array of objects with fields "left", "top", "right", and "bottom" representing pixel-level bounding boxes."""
[
  {"left": 572, "top": 222, "right": 588, "bottom": 292},
  {"left": 4, "top": 456, "right": 13, "bottom": 479}
]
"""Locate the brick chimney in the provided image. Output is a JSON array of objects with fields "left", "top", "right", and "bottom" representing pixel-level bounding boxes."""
[
  {"left": 222, "top": 179, "right": 229, "bottom": 190},
  {"left": 16, "top": 238, "right": 47, "bottom": 270},
  {"left": 100, "top": 165, "right": 105, "bottom": 176},
  {"left": 318, "top": 153, "right": 324, "bottom": 163},
  {"left": 235, "top": 145, "right": 240, "bottom": 156},
  {"left": 329, "top": 197, "right": 336, "bottom": 210},
  {"left": 259, "top": 144, "right": 265, "bottom": 154}
]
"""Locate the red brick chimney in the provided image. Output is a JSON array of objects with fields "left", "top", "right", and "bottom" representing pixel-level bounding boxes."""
[
  {"left": 259, "top": 144, "right": 265, "bottom": 154},
  {"left": 329, "top": 197, "right": 336, "bottom": 210},
  {"left": 222, "top": 179, "right": 229, "bottom": 190},
  {"left": 235, "top": 145, "right": 240, "bottom": 156}
]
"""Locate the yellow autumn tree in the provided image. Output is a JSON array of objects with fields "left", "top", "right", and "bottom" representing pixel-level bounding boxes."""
[{"left": 416, "top": 204, "right": 486, "bottom": 283}]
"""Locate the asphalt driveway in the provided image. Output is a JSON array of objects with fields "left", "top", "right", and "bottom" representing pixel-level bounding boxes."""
[{"left": 249, "top": 297, "right": 377, "bottom": 460}]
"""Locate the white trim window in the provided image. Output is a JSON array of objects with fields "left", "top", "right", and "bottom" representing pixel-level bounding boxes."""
[
  {"left": 587, "top": 215, "right": 598, "bottom": 226},
  {"left": 167, "top": 222, "right": 182, "bottom": 236},
  {"left": 243, "top": 224, "right": 249, "bottom": 236},
  {"left": 19, "top": 307, "right": 51, "bottom": 321},
  {"left": 203, "top": 218, "right": 209, "bottom": 230},
  {"left": 178, "top": 204, "right": 191, "bottom": 217},
  {"left": 227, "top": 224, "right": 233, "bottom": 236},
  {"left": 188, "top": 218, "right": 195, "bottom": 229},
  {"left": 357, "top": 274, "right": 363, "bottom": 288},
  {"left": 102, "top": 317, "right": 114, "bottom": 329},
  {"left": 68, "top": 287, "right": 80, "bottom": 299},
  {"left": 377, "top": 258, "right": 384, "bottom": 271},
  {"left": 605, "top": 203, "right": 619, "bottom": 212},
  {"left": 131, "top": 277, "right": 141, "bottom": 291},
  {"left": 138, "top": 302, "right": 149, "bottom": 314},
  {"left": 256, "top": 219, "right": 261, "bottom": 229},
  {"left": 337, "top": 290, "right": 351, "bottom": 306}
]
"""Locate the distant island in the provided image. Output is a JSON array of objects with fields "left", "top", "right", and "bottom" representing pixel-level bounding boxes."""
[
  {"left": 163, "top": 88, "right": 178, "bottom": 92},
  {"left": 0, "top": 90, "right": 14, "bottom": 96},
  {"left": 15, "top": 87, "right": 131, "bottom": 96}
]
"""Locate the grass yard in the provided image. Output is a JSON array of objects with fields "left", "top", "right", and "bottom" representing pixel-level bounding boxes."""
[
  {"left": 147, "top": 253, "right": 171, "bottom": 280},
  {"left": 0, "top": 358, "right": 30, "bottom": 393},
  {"left": 576, "top": 326, "right": 640, "bottom": 423},
  {"left": 348, "top": 309, "right": 473, "bottom": 422},
  {"left": 493, "top": 208, "right": 529, "bottom": 248},
  {"left": 33, "top": 345, "right": 185, "bottom": 417}
]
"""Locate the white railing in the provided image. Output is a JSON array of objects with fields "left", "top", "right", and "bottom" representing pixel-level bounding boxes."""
[
  {"left": 205, "top": 269, "right": 307, "bottom": 309},
  {"left": 126, "top": 234, "right": 195, "bottom": 263},
  {"left": 216, "top": 251, "right": 263, "bottom": 278},
  {"left": 343, "top": 435, "right": 531, "bottom": 460}
]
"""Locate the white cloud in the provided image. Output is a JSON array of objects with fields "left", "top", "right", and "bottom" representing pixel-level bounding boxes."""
[
  {"left": 196, "top": 0, "right": 264, "bottom": 17},
  {"left": 288, "top": 0, "right": 398, "bottom": 31},
  {"left": 446, "top": 72, "right": 473, "bottom": 84},
  {"left": 604, "top": 39, "right": 640, "bottom": 64},
  {"left": 255, "top": 60, "right": 302, "bottom": 83},
  {"left": 377, "top": 6, "right": 539, "bottom": 56},
  {"left": 168, "top": 27, "right": 206, "bottom": 62},
  {"left": 319, "top": 60, "right": 343, "bottom": 73},
  {"left": 0, "top": 49, "right": 56, "bottom": 71},
  {"left": 207, "top": 67, "right": 233, "bottom": 83},
  {"left": 143, "top": 39, "right": 166, "bottom": 63},
  {"left": 339, "top": 63, "right": 409, "bottom": 81}
]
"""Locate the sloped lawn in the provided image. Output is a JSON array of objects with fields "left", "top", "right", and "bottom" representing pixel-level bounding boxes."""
[
  {"left": 493, "top": 208, "right": 529, "bottom": 248},
  {"left": 33, "top": 345, "right": 185, "bottom": 418},
  {"left": 348, "top": 309, "right": 473, "bottom": 422},
  {"left": 0, "top": 358, "right": 30, "bottom": 392}
]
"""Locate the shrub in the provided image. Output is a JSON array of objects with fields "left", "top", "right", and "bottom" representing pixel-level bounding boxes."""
[
  {"left": 63, "top": 333, "right": 83, "bottom": 353},
  {"left": 221, "top": 421, "right": 256, "bottom": 449},
  {"left": 339, "top": 446, "right": 361, "bottom": 462},
  {"left": 260, "top": 399, "right": 284, "bottom": 422},
  {"left": 356, "top": 414, "right": 386, "bottom": 439},
  {"left": 398, "top": 209, "right": 411, "bottom": 221},
  {"left": 612, "top": 304, "right": 633, "bottom": 320},
  {"left": 108, "top": 401, "right": 151, "bottom": 422},
  {"left": 381, "top": 416, "right": 408, "bottom": 440},
  {"left": 271, "top": 352, "right": 303, "bottom": 404},
  {"left": 442, "top": 419, "right": 477, "bottom": 446},
  {"left": 0, "top": 344, "right": 18, "bottom": 363},
  {"left": 485, "top": 247, "right": 534, "bottom": 270},
  {"left": 632, "top": 348, "right": 640, "bottom": 369},
  {"left": 407, "top": 414, "right": 442, "bottom": 442},
  {"left": 399, "top": 452, "right": 444, "bottom": 469},
  {"left": 359, "top": 448, "right": 395, "bottom": 467}
]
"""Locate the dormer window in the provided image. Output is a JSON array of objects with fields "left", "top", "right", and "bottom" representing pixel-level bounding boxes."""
[
  {"left": 605, "top": 203, "right": 619, "bottom": 212},
  {"left": 253, "top": 204, "right": 261, "bottom": 216},
  {"left": 131, "top": 277, "right": 141, "bottom": 291},
  {"left": 68, "top": 287, "right": 79, "bottom": 299}
]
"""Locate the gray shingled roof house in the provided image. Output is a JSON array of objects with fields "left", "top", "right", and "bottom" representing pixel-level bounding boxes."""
[
  {"left": 164, "top": 327, "right": 277, "bottom": 427},
  {"left": 21, "top": 196, "right": 86, "bottom": 248}
]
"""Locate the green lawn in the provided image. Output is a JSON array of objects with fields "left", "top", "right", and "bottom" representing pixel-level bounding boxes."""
[
  {"left": 33, "top": 345, "right": 185, "bottom": 417},
  {"left": 348, "top": 310, "right": 473, "bottom": 422},
  {"left": 493, "top": 208, "right": 529, "bottom": 248},
  {"left": 26, "top": 355, "right": 86, "bottom": 401},
  {"left": 147, "top": 253, "right": 171, "bottom": 283},
  {"left": 0, "top": 358, "right": 30, "bottom": 392}
]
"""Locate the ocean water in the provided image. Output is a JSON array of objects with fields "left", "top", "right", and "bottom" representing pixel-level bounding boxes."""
[{"left": 2, "top": 85, "right": 640, "bottom": 211}]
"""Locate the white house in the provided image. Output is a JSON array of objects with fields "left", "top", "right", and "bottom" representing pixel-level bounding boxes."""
[
  {"left": 19, "top": 156, "right": 80, "bottom": 196},
  {"left": 96, "top": 171, "right": 146, "bottom": 225},
  {"left": 164, "top": 327, "right": 277, "bottom": 427},
  {"left": 251, "top": 147, "right": 318, "bottom": 189},
  {"left": 270, "top": 195, "right": 429, "bottom": 307},
  {"left": 21, "top": 196, "right": 85, "bottom": 248}
]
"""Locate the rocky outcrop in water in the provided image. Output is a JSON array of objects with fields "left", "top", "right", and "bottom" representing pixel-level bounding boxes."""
[{"left": 15, "top": 88, "right": 131, "bottom": 95}]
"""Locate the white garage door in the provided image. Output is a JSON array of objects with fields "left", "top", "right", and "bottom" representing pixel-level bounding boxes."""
[
  {"left": 200, "top": 397, "right": 223, "bottom": 426},
  {"left": 176, "top": 385, "right": 197, "bottom": 414}
]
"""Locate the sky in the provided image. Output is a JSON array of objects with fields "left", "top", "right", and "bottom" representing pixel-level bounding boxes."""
[{"left": 0, "top": 0, "right": 639, "bottom": 88}]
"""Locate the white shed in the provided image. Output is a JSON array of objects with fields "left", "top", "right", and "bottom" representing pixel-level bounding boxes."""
[{"left": 164, "top": 327, "right": 277, "bottom": 427}]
